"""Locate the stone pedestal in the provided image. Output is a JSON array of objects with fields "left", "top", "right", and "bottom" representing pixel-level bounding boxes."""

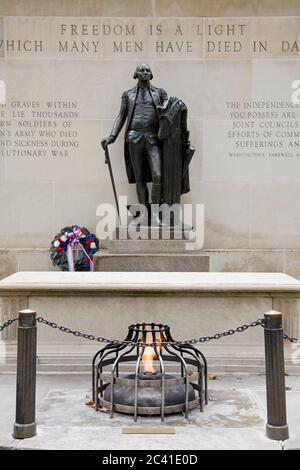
[
  {"left": 1, "top": 272, "right": 300, "bottom": 374},
  {"left": 94, "top": 226, "right": 210, "bottom": 272}
]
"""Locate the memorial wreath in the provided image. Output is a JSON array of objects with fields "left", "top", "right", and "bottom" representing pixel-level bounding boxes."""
[{"left": 50, "top": 225, "right": 99, "bottom": 271}]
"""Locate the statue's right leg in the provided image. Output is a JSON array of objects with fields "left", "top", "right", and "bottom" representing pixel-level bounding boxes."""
[{"left": 128, "top": 141, "right": 149, "bottom": 206}]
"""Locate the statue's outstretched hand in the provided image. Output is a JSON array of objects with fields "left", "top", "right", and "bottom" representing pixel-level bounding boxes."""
[{"left": 101, "top": 135, "right": 116, "bottom": 150}]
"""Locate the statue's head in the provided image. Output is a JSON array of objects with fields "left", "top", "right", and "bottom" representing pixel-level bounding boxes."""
[{"left": 133, "top": 63, "right": 153, "bottom": 81}]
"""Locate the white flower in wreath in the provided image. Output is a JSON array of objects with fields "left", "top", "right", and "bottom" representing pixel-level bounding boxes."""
[
  {"left": 53, "top": 240, "right": 60, "bottom": 248},
  {"left": 60, "top": 235, "right": 67, "bottom": 242},
  {"left": 90, "top": 242, "right": 96, "bottom": 250}
]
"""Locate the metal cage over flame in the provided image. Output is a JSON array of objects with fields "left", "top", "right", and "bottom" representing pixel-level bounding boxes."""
[{"left": 92, "top": 323, "right": 208, "bottom": 422}]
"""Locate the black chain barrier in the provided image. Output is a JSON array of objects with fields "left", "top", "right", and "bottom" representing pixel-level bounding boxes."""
[
  {"left": 283, "top": 333, "right": 300, "bottom": 343},
  {"left": 0, "top": 318, "right": 18, "bottom": 332},
  {"left": 36, "top": 316, "right": 266, "bottom": 346},
  {"left": 0, "top": 316, "right": 299, "bottom": 346}
]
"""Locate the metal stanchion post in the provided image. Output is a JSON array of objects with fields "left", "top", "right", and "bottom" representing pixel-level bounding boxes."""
[
  {"left": 13, "top": 309, "right": 37, "bottom": 439},
  {"left": 264, "top": 310, "right": 289, "bottom": 441}
]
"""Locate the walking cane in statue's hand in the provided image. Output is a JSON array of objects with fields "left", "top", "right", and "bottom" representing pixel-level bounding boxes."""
[{"left": 101, "top": 139, "right": 121, "bottom": 224}]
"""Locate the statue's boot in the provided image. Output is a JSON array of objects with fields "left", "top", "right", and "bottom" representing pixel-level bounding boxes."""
[
  {"left": 151, "top": 183, "right": 162, "bottom": 227},
  {"left": 129, "top": 203, "right": 149, "bottom": 226},
  {"left": 136, "top": 182, "right": 149, "bottom": 206},
  {"left": 171, "top": 207, "right": 182, "bottom": 228}
]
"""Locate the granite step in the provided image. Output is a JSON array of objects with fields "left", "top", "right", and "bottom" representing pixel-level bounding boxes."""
[{"left": 94, "top": 251, "right": 209, "bottom": 272}]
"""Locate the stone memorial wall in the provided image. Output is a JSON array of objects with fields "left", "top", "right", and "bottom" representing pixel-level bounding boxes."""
[{"left": 1, "top": 0, "right": 300, "bottom": 278}]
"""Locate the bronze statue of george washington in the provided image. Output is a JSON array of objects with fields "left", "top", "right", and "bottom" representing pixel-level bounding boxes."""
[{"left": 101, "top": 63, "right": 194, "bottom": 226}]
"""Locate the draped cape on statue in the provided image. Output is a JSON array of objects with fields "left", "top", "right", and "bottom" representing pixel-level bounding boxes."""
[{"left": 158, "top": 96, "right": 194, "bottom": 205}]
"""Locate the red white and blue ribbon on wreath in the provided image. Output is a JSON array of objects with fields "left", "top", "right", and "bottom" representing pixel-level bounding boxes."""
[{"left": 52, "top": 226, "right": 97, "bottom": 271}]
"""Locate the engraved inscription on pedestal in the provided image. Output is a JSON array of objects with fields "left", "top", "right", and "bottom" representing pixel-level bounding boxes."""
[{"left": 2, "top": 13, "right": 300, "bottom": 258}]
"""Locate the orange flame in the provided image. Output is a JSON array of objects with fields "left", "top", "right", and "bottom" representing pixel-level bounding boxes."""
[{"left": 142, "top": 333, "right": 161, "bottom": 374}]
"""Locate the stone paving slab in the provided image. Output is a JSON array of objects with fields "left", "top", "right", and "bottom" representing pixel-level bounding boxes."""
[
  {"left": 38, "top": 388, "right": 266, "bottom": 429},
  {"left": 9, "top": 388, "right": 279, "bottom": 450},
  {"left": 14, "top": 426, "right": 279, "bottom": 451},
  {"left": 1, "top": 374, "right": 299, "bottom": 450}
]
